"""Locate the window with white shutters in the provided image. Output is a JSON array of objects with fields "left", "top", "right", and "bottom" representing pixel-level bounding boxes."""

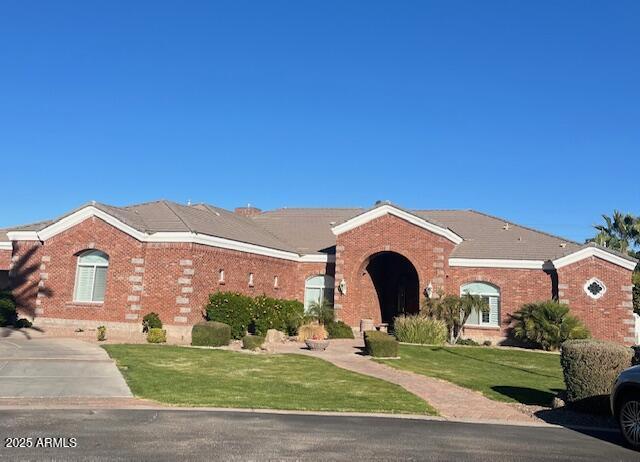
[
  {"left": 73, "top": 250, "right": 109, "bottom": 303},
  {"left": 461, "top": 282, "right": 500, "bottom": 327}
]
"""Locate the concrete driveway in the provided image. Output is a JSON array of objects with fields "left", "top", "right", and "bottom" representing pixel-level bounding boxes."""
[{"left": 0, "top": 337, "right": 132, "bottom": 398}]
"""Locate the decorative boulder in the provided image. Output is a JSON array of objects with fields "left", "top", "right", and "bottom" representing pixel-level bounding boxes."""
[{"left": 264, "top": 329, "right": 287, "bottom": 344}]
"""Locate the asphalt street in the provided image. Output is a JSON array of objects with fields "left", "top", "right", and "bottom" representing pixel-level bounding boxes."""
[{"left": 0, "top": 409, "right": 637, "bottom": 461}]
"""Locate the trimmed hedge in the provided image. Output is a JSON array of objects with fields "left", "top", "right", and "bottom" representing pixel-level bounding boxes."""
[
  {"left": 191, "top": 321, "right": 231, "bottom": 347},
  {"left": 561, "top": 339, "right": 633, "bottom": 413},
  {"left": 205, "top": 292, "right": 304, "bottom": 339},
  {"left": 147, "top": 328, "right": 167, "bottom": 343},
  {"left": 242, "top": 335, "right": 265, "bottom": 350},
  {"left": 205, "top": 292, "right": 254, "bottom": 339},
  {"left": 326, "top": 320, "right": 355, "bottom": 339},
  {"left": 393, "top": 315, "right": 447, "bottom": 345},
  {"left": 0, "top": 291, "right": 17, "bottom": 327},
  {"left": 364, "top": 331, "right": 399, "bottom": 358},
  {"left": 252, "top": 296, "right": 304, "bottom": 336},
  {"left": 142, "top": 312, "right": 162, "bottom": 333}
]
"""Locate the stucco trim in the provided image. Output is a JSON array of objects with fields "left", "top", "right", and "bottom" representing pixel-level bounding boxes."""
[
  {"left": 331, "top": 204, "right": 463, "bottom": 244},
  {"left": 0, "top": 242, "right": 12, "bottom": 251},
  {"left": 552, "top": 246, "right": 637, "bottom": 271},
  {"left": 6, "top": 206, "right": 332, "bottom": 263},
  {"left": 448, "top": 258, "right": 547, "bottom": 269}
]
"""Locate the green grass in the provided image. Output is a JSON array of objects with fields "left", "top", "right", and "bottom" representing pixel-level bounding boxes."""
[
  {"left": 104, "top": 345, "right": 435, "bottom": 414},
  {"left": 376, "top": 345, "right": 564, "bottom": 406}
]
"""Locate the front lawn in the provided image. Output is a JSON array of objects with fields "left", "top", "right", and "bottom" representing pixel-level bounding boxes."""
[
  {"left": 104, "top": 345, "right": 435, "bottom": 414},
  {"left": 376, "top": 345, "right": 564, "bottom": 406}
]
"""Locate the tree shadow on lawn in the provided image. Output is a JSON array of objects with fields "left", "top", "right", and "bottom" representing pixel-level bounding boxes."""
[
  {"left": 434, "top": 347, "right": 561, "bottom": 380},
  {"left": 491, "top": 385, "right": 562, "bottom": 407}
]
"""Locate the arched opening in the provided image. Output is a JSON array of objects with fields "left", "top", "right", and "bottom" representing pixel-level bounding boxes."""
[{"left": 366, "top": 252, "right": 419, "bottom": 324}]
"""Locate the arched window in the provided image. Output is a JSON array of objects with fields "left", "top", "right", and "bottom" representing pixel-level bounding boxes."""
[
  {"left": 304, "top": 275, "right": 335, "bottom": 311},
  {"left": 461, "top": 282, "right": 500, "bottom": 327},
  {"left": 74, "top": 250, "right": 109, "bottom": 302}
]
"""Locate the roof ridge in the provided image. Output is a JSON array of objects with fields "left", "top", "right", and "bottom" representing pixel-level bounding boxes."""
[
  {"left": 161, "top": 200, "right": 194, "bottom": 233},
  {"left": 466, "top": 209, "right": 581, "bottom": 246},
  {"left": 200, "top": 204, "right": 299, "bottom": 253}
]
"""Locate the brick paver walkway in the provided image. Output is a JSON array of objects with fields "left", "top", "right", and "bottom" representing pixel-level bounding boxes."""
[{"left": 274, "top": 339, "right": 538, "bottom": 424}]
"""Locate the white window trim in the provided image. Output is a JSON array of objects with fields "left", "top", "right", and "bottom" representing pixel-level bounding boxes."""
[
  {"left": 583, "top": 277, "right": 607, "bottom": 300},
  {"left": 73, "top": 253, "right": 109, "bottom": 303},
  {"left": 461, "top": 285, "right": 500, "bottom": 328}
]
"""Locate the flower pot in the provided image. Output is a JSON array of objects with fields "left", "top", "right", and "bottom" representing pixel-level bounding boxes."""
[{"left": 305, "top": 339, "right": 329, "bottom": 351}]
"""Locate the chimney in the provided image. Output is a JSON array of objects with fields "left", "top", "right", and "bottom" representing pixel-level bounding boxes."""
[{"left": 234, "top": 204, "right": 262, "bottom": 217}]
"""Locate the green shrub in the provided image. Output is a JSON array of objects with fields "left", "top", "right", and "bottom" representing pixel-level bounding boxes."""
[
  {"left": 306, "top": 299, "right": 334, "bottom": 325},
  {"left": 326, "top": 320, "right": 354, "bottom": 339},
  {"left": 456, "top": 338, "right": 479, "bottom": 346},
  {"left": 205, "top": 292, "right": 254, "bottom": 339},
  {"left": 561, "top": 339, "right": 633, "bottom": 413},
  {"left": 252, "top": 296, "right": 304, "bottom": 336},
  {"left": 142, "top": 312, "right": 162, "bottom": 333},
  {"left": 96, "top": 326, "right": 107, "bottom": 341},
  {"left": 482, "top": 340, "right": 492, "bottom": 347},
  {"left": 14, "top": 318, "right": 32, "bottom": 328},
  {"left": 191, "top": 321, "right": 231, "bottom": 347},
  {"left": 147, "top": 328, "right": 167, "bottom": 343},
  {"left": 510, "top": 300, "right": 590, "bottom": 351},
  {"left": 0, "top": 291, "right": 17, "bottom": 327},
  {"left": 364, "top": 331, "right": 399, "bottom": 358},
  {"left": 393, "top": 315, "right": 447, "bottom": 345},
  {"left": 242, "top": 334, "right": 265, "bottom": 350}
]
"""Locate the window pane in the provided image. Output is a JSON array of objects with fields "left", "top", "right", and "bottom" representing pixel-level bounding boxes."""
[
  {"left": 323, "top": 288, "right": 334, "bottom": 306},
  {"left": 74, "top": 266, "right": 94, "bottom": 302},
  {"left": 304, "top": 288, "right": 321, "bottom": 311},
  {"left": 79, "top": 250, "right": 109, "bottom": 266},
  {"left": 93, "top": 266, "right": 108, "bottom": 302}
]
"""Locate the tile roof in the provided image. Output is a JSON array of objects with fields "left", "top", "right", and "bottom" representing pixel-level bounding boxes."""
[{"left": 0, "top": 201, "right": 636, "bottom": 265}]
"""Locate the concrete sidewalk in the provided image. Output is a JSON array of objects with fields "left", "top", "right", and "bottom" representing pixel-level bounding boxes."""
[
  {"left": 0, "top": 337, "right": 132, "bottom": 398},
  {"left": 274, "top": 339, "right": 538, "bottom": 424}
]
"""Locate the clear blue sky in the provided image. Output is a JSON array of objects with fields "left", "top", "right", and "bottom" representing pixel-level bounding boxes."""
[{"left": 1, "top": 1, "right": 638, "bottom": 243}]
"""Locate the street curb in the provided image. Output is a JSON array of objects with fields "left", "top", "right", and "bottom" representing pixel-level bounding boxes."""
[{"left": 0, "top": 402, "right": 619, "bottom": 433}]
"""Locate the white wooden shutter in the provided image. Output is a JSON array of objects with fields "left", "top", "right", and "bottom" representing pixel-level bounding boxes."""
[
  {"left": 489, "top": 296, "right": 499, "bottom": 326},
  {"left": 74, "top": 266, "right": 95, "bottom": 302}
]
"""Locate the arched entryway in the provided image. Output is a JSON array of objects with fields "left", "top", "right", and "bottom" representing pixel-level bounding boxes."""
[{"left": 365, "top": 251, "right": 420, "bottom": 325}]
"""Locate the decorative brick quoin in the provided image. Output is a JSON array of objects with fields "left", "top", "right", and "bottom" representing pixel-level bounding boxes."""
[{"left": 0, "top": 200, "right": 636, "bottom": 344}]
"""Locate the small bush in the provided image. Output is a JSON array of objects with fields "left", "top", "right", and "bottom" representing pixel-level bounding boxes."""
[
  {"left": 393, "top": 315, "right": 447, "bottom": 345},
  {"left": 142, "top": 312, "right": 162, "bottom": 333},
  {"left": 561, "top": 339, "right": 633, "bottom": 413},
  {"left": 191, "top": 321, "right": 231, "bottom": 347},
  {"left": 297, "top": 322, "right": 328, "bottom": 342},
  {"left": 510, "top": 301, "right": 590, "bottom": 351},
  {"left": 326, "top": 320, "right": 354, "bottom": 339},
  {"left": 456, "top": 338, "right": 479, "bottom": 346},
  {"left": 242, "top": 335, "right": 265, "bottom": 350},
  {"left": 0, "top": 291, "right": 17, "bottom": 327},
  {"left": 205, "top": 292, "right": 254, "bottom": 339},
  {"left": 307, "top": 299, "right": 335, "bottom": 325},
  {"left": 147, "top": 328, "right": 167, "bottom": 343},
  {"left": 482, "top": 340, "right": 492, "bottom": 347},
  {"left": 364, "top": 331, "right": 399, "bottom": 358},
  {"left": 14, "top": 318, "right": 32, "bottom": 329},
  {"left": 96, "top": 326, "right": 107, "bottom": 341}
]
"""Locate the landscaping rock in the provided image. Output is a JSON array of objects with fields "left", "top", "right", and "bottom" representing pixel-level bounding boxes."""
[
  {"left": 551, "top": 396, "right": 565, "bottom": 409},
  {"left": 264, "top": 329, "right": 286, "bottom": 344}
]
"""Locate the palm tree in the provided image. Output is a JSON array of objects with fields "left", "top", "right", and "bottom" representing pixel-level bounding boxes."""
[
  {"left": 590, "top": 211, "right": 638, "bottom": 255},
  {"left": 421, "top": 293, "right": 489, "bottom": 344}
]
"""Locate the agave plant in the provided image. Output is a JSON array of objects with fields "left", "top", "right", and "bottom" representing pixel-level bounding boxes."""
[{"left": 510, "top": 301, "right": 590, "bottom": 351}]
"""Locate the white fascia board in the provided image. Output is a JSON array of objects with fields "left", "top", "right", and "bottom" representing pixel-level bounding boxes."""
[
  {"left": 5, "top": 230, "right": 39, "bottom": 241},
  {"left": 449, "top": 258, "right": 547, "bottom": 269},
  {"left": 0, "top": 242, "right": 12, "bottom": 251},
  {"left": 552, "top": 247, "right": 637, "bottom": 271},
  {"left": 331, "top": 204, "right": 463, "bottom": 244},
  {"left": 299, "top": 254, "right": 335, "bottom": 263},
  {"left": 6, "top": 206, "right": 331, "bottom": 263},
  {"left": 38, "top": 206, "right": 147, "bottom": 242}
]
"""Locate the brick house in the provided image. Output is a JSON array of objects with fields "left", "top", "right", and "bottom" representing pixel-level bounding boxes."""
[{"left": 0, "top": 200, "right": 636, "bottom": 344}]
